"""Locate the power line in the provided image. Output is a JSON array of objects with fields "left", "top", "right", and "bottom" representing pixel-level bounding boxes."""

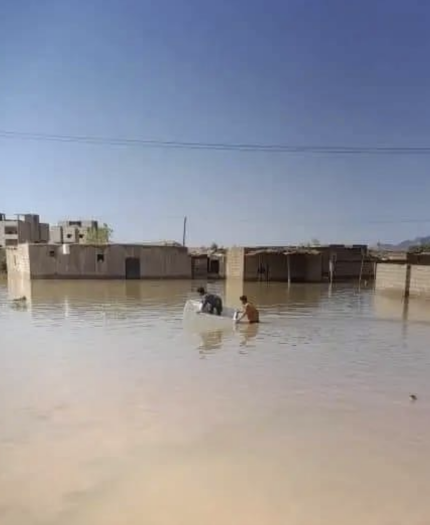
[{"left": 1, "top": 129, "right": 430, "bottom": 155}]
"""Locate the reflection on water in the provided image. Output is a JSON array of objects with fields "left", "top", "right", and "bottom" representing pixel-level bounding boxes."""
[{"left": 1, "top": 278, "right": 430, "bottom": 525}]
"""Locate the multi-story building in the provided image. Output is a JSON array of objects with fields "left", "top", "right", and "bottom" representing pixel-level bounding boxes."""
[
  {"left": 50, "top": 220, "right": 99, "bottom": 244},
  {"left": 0, "top": 213, "right": 49, "bottom": 247}
]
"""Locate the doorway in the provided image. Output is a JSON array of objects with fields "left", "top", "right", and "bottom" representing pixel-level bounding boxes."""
[{"left": 125, "top": 257, "right": 141, "bottom": 279}]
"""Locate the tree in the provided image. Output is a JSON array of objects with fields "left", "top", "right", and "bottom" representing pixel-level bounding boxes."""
[{"left": 86, "top": 223, "right": 113, "bottom": 244}]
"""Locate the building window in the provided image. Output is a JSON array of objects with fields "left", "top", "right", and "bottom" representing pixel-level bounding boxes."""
[
  {"left": 49, "top": 249, "right": 56, "bottom": 257},
  {"left": 5, "top": 239, "right": 17, "bottom": 246},
  {"left": 79, "top": 234, "right": 84, "bottom": 239},
  {"left": 97, "top": 253, "right": 105, "bottom": 262},
  {"left": 66, "top": 234, "right": 72, "bottom": 239},
  {"left": 5, "top": 226, "right": 18, "bottom": 235}
]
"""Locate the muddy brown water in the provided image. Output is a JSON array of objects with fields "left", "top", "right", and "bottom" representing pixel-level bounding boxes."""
[{"left": 1, "top": 278, "right": 430, "bottom": 525}]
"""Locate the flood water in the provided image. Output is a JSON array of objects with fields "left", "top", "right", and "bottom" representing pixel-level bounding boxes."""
[{"left": 1, "top": 278, "right": 430, "bottom": 525}]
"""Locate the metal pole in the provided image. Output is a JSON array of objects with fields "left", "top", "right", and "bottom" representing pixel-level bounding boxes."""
[
  {"left": 358, "top": 250, "right": 364, "bottom": 290},
  {"left": 182, "top": 216, "right": 187, "bottom": 246},
  {"left": 287, "top": 254, "right": 291, "bottom": 288}
]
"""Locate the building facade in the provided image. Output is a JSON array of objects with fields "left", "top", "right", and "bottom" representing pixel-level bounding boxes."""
[
  {"left": 226, "top": 245, "right": 375, "bottom": 283},
  {"left": 0, "top": 213, "right": 49, "bottom": 248},
  {"left": 6, "top": 243, "right": 191, "bottom": 280},
  {"left": 50, "top": 220, "right": 99, "bottom": 244},
  {"left": 190, "top": 249, "right": 226, "bottom": 279}
]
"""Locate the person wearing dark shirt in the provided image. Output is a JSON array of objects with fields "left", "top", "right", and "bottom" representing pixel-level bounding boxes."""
[{"left": 197, "top": 287, "right": 223, "bottom": 315}]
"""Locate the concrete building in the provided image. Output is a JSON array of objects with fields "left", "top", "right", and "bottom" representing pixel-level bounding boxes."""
[
  {"left": 6, "top": 243, "right": 191, "bottom": 280},
  {"left": 50, "top": 220, "right": 100, "bottom": 244},
  {"left": 226, "top": 244, "right": 375, "bottom": 283},
  {"left": 0, "top": 213, "right": 49, "bottom": 248}
]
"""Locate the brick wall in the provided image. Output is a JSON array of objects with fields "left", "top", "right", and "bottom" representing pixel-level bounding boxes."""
[
  {"left": 375, "top": 263, "right": 408, "bottom": 294},
  {"left": 409, "top": 265, "right": 430, "bottom": 297}
]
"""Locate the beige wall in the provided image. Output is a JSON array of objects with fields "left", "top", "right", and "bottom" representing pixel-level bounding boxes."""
[
  {"left": 218, "top": 256, "right": 226, "bottom": 278},
  {"left": 10, "top": 244, "right": 191, "bottom": 279},
  {"left": 6, "top": 244, "right": 31, "bottom": 277},
  {"left": 409, "top": 265, "right": 430, "bottom": 297},
  {"left": 226, "top": 247, "right": 244, "bottom": 280},
  {"left": 375, "top": 263, "right": 408, "bottom": 294}
]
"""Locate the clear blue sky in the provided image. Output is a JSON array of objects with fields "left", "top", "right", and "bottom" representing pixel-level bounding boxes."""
[{"left": 1, "top": 0, "right": 430, "bottom": 246}]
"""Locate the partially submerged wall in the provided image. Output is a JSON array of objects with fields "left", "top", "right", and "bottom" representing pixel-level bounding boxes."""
[
  {"left": 226, "top": 247, "right": 244, "bottom": 280},
  {"left": 409, "top": 265, "right": 430, "bottom": 297},
  {"left": 6, "top": 245, "right": 31, "bottom": 277},
  {"left": 375, "top": 263, "right": 408, "bottom": 295},
  {"left": 8, "top": 244, "right": 191, "bottom": 279}
]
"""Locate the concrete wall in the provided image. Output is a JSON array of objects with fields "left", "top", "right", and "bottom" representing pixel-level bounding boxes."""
[
  {"left": 50, "top": 226, "right": 63, "bottom": 244},
  {"left": 62, "top": 226, "right": 80, "bottom": 243},
  {"left": 375, "top": 263, "right": 408, "bottom": 294},
  {"left": 8, "top": 244, "right": 191, "bottom": 279},
  {"left": 217, "top": 256, "right": 226, "bottom": 278},
  {"left": 39, "top": 223, "right": 50, "bottom": 243},
  {"left": 409, "top": 266, "right": 430, "bottom": 297},
  {"left": 226, "top": 247, "right": 245, "bottom": 280},
  {"left": 6, "top": 244, "right": 31, "bottom": 278}
]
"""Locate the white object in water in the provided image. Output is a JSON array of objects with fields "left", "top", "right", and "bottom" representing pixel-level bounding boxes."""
[{"left": 183, "top": 299, "right": 237, "bottom": 325}]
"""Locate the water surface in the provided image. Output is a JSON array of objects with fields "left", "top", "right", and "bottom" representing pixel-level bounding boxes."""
[{"left": 1, "top": 278, "right": 430, "bottom": 525}]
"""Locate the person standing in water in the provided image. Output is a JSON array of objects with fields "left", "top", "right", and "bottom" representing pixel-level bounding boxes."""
[
  {"left": 197, "top": 287, "right": 223, "bottom": 315},
  {"left": 235, "top": 295, "right": 260, "bottom": 324}
]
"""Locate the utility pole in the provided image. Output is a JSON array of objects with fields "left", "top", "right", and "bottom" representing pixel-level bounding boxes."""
[{"left": 182, "top": 216, "right": 187, "bottom": 246}]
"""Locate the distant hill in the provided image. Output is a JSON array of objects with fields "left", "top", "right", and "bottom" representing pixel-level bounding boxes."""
[{"left": 376, "top": 235, "right": 430, "bottom": 251}]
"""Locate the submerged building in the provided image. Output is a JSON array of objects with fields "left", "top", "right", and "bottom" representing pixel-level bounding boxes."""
[
  {"left": 226, "top": 245, "right": 375, "bottom": 282},
  {"left": 190, "top": 248, "right": 226, "bottom": 279},
  {"left": 6, "top": 243, "right": 191, "bottom": 280}
]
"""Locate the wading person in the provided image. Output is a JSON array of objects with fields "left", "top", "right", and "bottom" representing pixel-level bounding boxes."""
[
  {"left": 235, "top": 295, "right": 260, "bottom": 324},
  {"left": 197, "top": 287, "right": 223, "bottom": 315}
]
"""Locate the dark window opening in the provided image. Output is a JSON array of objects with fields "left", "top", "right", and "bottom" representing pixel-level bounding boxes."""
[
  {"left": 79, "top": 234, "right": 84, "bottom": 239},
  {"left": 208, "top": 259, "right": 220, "bottom": 274},
  {"left": 97, "top": 254, "right": 105, "bottom": 262},
  {"left": 5, "top": 239, "right": 17, "bottom": 246},
  {"left": 5, "top": 226, "right": 18, "bottom": 235},
  {"left": 66, "top": 234, "right": 72, "bottom": 239},
  {"left": 49, "top": 250, "right": 56, "bottom": 257},
  {"left": 69, "top": 221, "right": 82, "bottom": 227}
]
